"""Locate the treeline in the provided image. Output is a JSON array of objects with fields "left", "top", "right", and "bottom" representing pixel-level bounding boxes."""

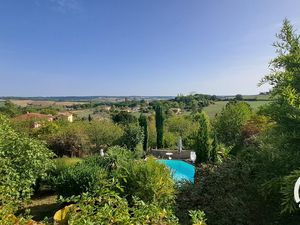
[{"left": 0, "top": 100, "right": 63, "bottom": 117}]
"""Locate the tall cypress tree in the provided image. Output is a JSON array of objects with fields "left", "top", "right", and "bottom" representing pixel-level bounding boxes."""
[
  {"left": 210, "top": 133, "right": 218, "bottom": 163},
  {"left": 139, "top": 114, "right": 149, "bottom": 151},
  {"left": 155, "top": 104, "right": 164, "bottom": 149},
  {"left": 195, "top": 111, "right": 211, "bottom": 164}
]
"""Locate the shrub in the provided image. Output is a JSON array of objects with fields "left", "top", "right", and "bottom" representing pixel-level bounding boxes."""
[
  {"left": 54, "top": 157, "right": 83, "bottom": 171},
  {"left": 176, "top": 160, "right": 255, "bottom": 225},
  {"left": 0, "top": 114, "right": 54, "bottom": 213},
  {"left": 189, "top": 210, "right": 207, "bottom": 225},
  {"left": 53, "top": 160, "right": 107, "bottom": 198},
  {"left": 64, "top": 190, "right": 179, "bottom": 225},
  {"left": 120, "top": 157, "right": 175, "bottom": 207},
  {"left": 50, "top": 157, "right": 83, "bottom": 178},
  {"left": 53, "top": 152, "right": 180, "bottom": 225},
  {"left": 106, "top": 145, "right": 134, "bottom": 164}
]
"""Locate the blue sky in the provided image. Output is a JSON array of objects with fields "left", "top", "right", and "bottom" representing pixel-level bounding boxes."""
[{"left": 0, "top": 0, "right": 300, "bottom": 96}]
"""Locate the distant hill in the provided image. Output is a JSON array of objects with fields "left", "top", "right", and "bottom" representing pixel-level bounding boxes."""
[
  {"left": 217, "top": 94, "right": 270, "bottom": 101},
  {"left": 0, "top": 96, "right": 175, "bottom": 102}
]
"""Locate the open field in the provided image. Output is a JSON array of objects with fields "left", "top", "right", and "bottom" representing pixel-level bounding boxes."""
[
  {"left": 218, "top": 94, "right": 270, "bottom": 101},
  {"left": 72, "top": 108, "right": 111, "bottom": 120},
  {"left": 203, "top": 100, "right": 270, "bottom": 118},
  {"left": 242, "top": 94, "right": 270, "bottom": 100},
  {"left": 10, "top": 100, "right": 86, "bottom": 107}
]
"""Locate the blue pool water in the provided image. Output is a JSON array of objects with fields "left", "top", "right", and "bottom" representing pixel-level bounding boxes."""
[{"left": 159, "top": 160, "right": 195, "bottom": 182}]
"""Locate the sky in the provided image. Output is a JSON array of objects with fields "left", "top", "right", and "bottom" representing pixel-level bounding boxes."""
[{"left": 0, "top": 0, "right": 300, "bottom": 96}]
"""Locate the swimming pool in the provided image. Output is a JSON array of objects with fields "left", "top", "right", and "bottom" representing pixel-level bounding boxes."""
[{"left": 158, "top": 160, "right": 195, "bottom": 182}]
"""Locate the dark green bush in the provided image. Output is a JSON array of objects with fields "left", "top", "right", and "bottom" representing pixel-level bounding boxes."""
[
  {"left": 53, "top": 160, "right": 107, "bottom": 198},
  {"left": 176, "top": 160, "right": 255, "bottom": 225}
]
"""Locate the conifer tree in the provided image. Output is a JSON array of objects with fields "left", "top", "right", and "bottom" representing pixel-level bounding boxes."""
[
  {"left": 155, "top": 104, "right": 165, "bottom": 149},
  {"left": 195, "top": 111, "right": 211, "bottom": 164},
  {"left": 139, "top": 114, "right": 149, "bottom": 151}
]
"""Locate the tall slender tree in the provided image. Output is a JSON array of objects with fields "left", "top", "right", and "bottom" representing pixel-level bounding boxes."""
[
  {"left": 155, "top": 104, "right": 165, "bottom": 149},
  {"left": 210, "top": 133, "right": 218, "bottom": 163},
  {"left": 195, "top": 111, "right": 211, "bottom": 164},
  {"left": 139, "top": 113, "right": 149, "bottom": 151}
]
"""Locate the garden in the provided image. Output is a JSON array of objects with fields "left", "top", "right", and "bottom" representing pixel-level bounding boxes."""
[{"left": 1, "top": 19, "right": 300, "bottom": 225}]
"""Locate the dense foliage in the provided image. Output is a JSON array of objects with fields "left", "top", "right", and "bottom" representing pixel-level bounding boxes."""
[
  {"left": 87, "top": 120, "right": 123, "bottom": 152},
  {"left": 214, "top": 101, "right": 252, "bottom": 151},
  {"left": 120, "top": 123, "right": 143, "bottom": 151},
  {"left": 139, "top": 113, "right": 149, "bottom": 151},
  {"left": 155, "top": 104, "right": 165, "bottom": 148},
  {"left": 50, "top": 146, "right": 179, "bottom": 224},
  {"left": 52, "top": 160, "right": 107, "bottom": 197},
  {"left": 195, "top": 112, "right": 211, "bottom": 163},
  {"left": 176, "top": 19, "right": 300, "bottom": 225},
  {"left": 112, "top": 111, "right": 137, "bottom": 125},
  {"left": 119, "top": 157, "right": 175, "bottom": 207},
  {"left": 0, "top": 114, "right": 54, "bottom": 213}
]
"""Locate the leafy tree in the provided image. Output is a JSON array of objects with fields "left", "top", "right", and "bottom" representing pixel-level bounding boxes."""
[
  {"left": 0, "top": 114, "right": 54, "bottom": 213},
  {"left": 155, "top": 104, "right": 165, "bottom": 148},
  {"left": 258, "top": 19, "right": 300, "bottom": 216},
  {"left": 235, "top": 94, "right": 243, "bottom": 101},
  {"left": 163, "top": 131, "right": 178, "bottom": 149},
  {"left": 112, "top": 111, "right": 137, "bottom": 125},
  {"left": 214, "top": 101, "right": 252, "bottom": 149},
  {"left": 121, "top": 123, "right": 144, "bottom": 151},
  {"left": 138, "top": 114, "right": 148, "bottom": 151},
  {"left": 260, "top": 19, "right": 300, "bottom": 137},
  {"left": 48, "top": 121, "right": 91, "bottom": 157},
  {"left": 195, "top": 112, "right": 211, "bottom": 164},
  {"left": 87, "top": 120, "right": 123, "bottom": 152},
  {"left": 211, "top": 95, "right": 218, "bottom": 101},
  {"left": 165, "top": 115, "right": 198, "bottom": 150}
]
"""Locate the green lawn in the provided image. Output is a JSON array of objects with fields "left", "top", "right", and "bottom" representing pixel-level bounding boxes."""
[{"left": 203, "top": 101, "right": 270, "bottom": 119}]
